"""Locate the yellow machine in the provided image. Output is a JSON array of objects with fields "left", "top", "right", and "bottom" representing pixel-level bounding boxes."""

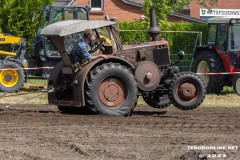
[
  {"left": 0, "top": 33, "right": 27, "bottom": 92},
  {"left": 0, "top": 33, "right": 21, "bottom": 55}
]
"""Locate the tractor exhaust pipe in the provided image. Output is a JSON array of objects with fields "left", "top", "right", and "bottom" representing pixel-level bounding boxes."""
[{"left": 148, "top": 9, "right": 160, "bottom": 41}]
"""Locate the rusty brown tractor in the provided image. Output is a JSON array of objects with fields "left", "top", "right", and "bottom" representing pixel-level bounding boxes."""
[{"left": 41, "top": 9, "right": 206, "bottom": 116}]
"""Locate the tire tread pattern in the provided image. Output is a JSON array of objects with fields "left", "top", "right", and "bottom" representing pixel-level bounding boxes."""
[
  {"left": 168, "top": 72, "right": 206, "bottom": 110},
  {"left": 85, "top": 63, "right": 137, "bottom": 116}
]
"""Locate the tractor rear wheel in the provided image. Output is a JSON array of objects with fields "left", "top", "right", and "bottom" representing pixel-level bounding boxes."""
[
  {"left": 233, "top": 73, "right": 240, "bottom": 95},
  {"left": 168, "top": 72, "right": 206, "bottom": 110},
  {"left": 141, "top": 91, "right": 171, "bottom": 109},
  {"left": 85, "top": 63, "right": 137, "bottom": 116},
  {"left": 193, "top": 52, "right": 225, "bottom": 94},
  {"left": 0, "top": 61, "right": 24, "bottom": 92}
]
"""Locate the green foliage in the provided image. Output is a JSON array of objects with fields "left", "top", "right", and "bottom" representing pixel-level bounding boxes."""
[
  {"left": 119, "top": 21, "right": 149, "bottom": 45},
  {"left": 119, "top": 21, "right": 208, "bottom": 71},
  {"left": 143, "top": 0, "right": 219, "bottom": 23},
  {"left": 196, "top": 0, "right": 218, "bottom": 8},
  {"left": 161, "top": 21, "right": 207, "bottom": 71},
  {"left": 143, "top": 0, "right": 190, "bottom": 22},
  {"left": 0, "top": 0, "right": 53, "bottom": 47}
]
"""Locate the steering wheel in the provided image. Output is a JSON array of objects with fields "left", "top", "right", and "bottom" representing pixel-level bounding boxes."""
[{"left": 89, "top": 41, "right": 104, "bottom": 53}]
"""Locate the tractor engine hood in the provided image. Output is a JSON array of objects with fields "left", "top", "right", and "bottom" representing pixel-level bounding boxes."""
[{"left": 122, "top": 40, "right": 170, "bottom": 66}]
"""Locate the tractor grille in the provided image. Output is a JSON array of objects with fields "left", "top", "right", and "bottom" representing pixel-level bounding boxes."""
[{"left": 153, "top": 46, "right": 170, "bottom": 66}]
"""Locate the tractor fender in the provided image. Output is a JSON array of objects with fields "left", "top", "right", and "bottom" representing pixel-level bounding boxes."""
[
  {"left": 193, "top": 45, "right": 210, "bottom": 58},
  {"left": 73, "top": 56, "right": 135, "bottom": 106}
]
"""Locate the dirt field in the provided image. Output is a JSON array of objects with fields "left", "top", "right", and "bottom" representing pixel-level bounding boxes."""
[{"left": 0, "top": 102, "right": 239, "bottom": 160}]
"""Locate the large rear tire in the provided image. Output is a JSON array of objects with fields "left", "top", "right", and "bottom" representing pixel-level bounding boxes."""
[
  {"left": 141, "top": 91, "right": 171, "bottom": 109},
  {"left": 168, "top": 72, "right": 206, "bottom": 110},
  {"left": 232, "top": 73, "right": 240, "bottom": 95},
  {"left": 193, "top": 52, "right": 225, "bottom": 94},
  {"left": 85, "top": 63, "right": 137, "bottom": 116},
  {"left": 0, "top": 61, "right": 24, "bottom": 92}
]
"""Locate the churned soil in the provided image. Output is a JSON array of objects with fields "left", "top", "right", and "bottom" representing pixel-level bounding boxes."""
[{"left": 0, "top": 103, "right": 239, "bottom": 160}]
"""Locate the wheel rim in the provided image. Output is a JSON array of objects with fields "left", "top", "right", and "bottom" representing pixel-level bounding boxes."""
[
  {"left": 98, "top": 78, "right": 125, "bottom": 108},
  {"left": 0, "top": 69, "right": 18, "bottom": 87},
  {"left": 235, "top": 77, "right": 240, "bottom": 95},
  {"left": 176, "top": 82, "right": 197, "bottom": 102},
  {"left": 197, "top": 61, "right": 209, "bottom": 84}
]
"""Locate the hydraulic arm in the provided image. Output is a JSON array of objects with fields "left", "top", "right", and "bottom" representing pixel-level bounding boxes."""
[{"left": 0, "top": 33, "right": 22, "bottom": 57}]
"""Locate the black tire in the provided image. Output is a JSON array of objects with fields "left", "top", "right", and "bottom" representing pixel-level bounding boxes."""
[
  {"left": 141, "top": 91, "right": 171, "bottom": 109},
  {"left": 193, "top": 51, "right": 225, "bottom": 94},
  {"left": 168, "top": 72, "right": 206, "bottom": 110},
  {"left": 85, "top": 63, "right": 137, "bottom": 116},
  {"left": 0, "top": 61, "right": 25, "bottom": 92},
  {"left": 232, "top": 73, "right": 240, "bottom": 95}
]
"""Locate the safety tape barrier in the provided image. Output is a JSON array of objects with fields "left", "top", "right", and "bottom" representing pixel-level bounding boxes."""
[
  {"left": 0, "top": 67, "right": 54, "bottom": 71},
  {"left": 196, "top": 72, "right": 240, "bottom": 75},
  {"left": 0, "top": 67, "right": 240, "bottom": 75}
]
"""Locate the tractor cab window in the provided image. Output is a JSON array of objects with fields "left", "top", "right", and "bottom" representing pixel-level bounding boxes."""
[
  {"left": 75, "top": 8, "right": 88, "bottom": 20},
  {"left": 64, "top": 33, "right": 82, "bottom": 53},
  {"left": 231, "top": 24, "right": 240, "bottom": 51},
  {"left": 49, "top": 8, "right": 87, "bottom": 24},
  {"left": 217, "top": 24, "right": 228, "bottom": 53},
  {"left": 96, "top": 26, "right": 117, "bottom": 54},
  {"left": 207, "top": 24, "right": 217, "bottom": 44}
]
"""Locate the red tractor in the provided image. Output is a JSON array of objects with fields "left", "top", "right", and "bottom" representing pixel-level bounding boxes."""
[{"left": 193, "top": 16, "right": 240, "bottom": 94}]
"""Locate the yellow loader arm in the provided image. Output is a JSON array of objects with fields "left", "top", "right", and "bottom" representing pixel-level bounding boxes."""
[{"left": 0, "top": 33, "right": 22, "bottom": 57}]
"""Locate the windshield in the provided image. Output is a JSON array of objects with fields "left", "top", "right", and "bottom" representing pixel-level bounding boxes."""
[
  {"left": 231, "top": 24, "right": 240, "bottom": 51},
  {"left": 49, "top": 7, "right": 88, "bottom": 24}
]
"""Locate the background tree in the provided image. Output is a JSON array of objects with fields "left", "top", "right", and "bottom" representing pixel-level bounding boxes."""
[
  {"left": 0, "top": 0, "right": 53, "bottom": 47},
  {"left": 143, "top": 0, "right": 218, "bottom": 23}
]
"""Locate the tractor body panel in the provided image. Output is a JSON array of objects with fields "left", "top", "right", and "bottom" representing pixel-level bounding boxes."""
[{"left": 122, "top": 40, "right": 170, "bottom": 66}]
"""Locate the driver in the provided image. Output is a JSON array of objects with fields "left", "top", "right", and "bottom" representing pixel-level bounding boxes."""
[{"left": 69, "top": 29, "right": 108, "bottom": 66}]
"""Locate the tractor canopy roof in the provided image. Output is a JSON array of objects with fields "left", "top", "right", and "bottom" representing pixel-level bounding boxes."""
[
  {"left": 40, "top": 20, "right": 116, "bottom": 37},
  {"left": 208, "top": 16, "right": 240, "bottom": 24}
]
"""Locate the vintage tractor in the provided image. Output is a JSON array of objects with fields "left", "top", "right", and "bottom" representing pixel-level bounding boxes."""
[
  {"left": 41, "top": 9, "right": 206, "bottom": 116},
  {"left": 193, "top": 16, "right": 240, "bottom": 94},
  {"left": 0, "top": 33, "right": 27, "bottom": 92}
]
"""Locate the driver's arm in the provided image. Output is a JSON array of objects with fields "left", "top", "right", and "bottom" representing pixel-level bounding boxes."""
[
  {"left": 91, "top": 54, "right": 109, "bottom": 61},
  {"left": 82, "top": 54, "right": 108, "bottom": 66}
]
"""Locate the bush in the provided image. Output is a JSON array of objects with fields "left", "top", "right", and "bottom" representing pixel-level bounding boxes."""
[{"left": 119, "top": 21, "right": 208, "bottom": 71}]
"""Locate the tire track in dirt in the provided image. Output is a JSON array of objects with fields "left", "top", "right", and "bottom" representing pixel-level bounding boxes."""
[
  {"left": 0, "top": 120, "right": 239, "bottom": 133},
  {"left": 0, "top": 149, "right": 47, "bottom": 160},
  {"left": 0, "top": 104, "right": 240, "bottom": 159}
]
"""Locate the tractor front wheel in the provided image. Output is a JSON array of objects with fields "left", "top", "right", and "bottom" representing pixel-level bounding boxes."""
[
  {"left": 168, "top": 72, "right": 206, "bottom": 110},
  {"left": 85, "top": 63, "right": 137, "bottom": 116},
  {"left": 0, "top": 61, "right": 24, "bottom": 92}
]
